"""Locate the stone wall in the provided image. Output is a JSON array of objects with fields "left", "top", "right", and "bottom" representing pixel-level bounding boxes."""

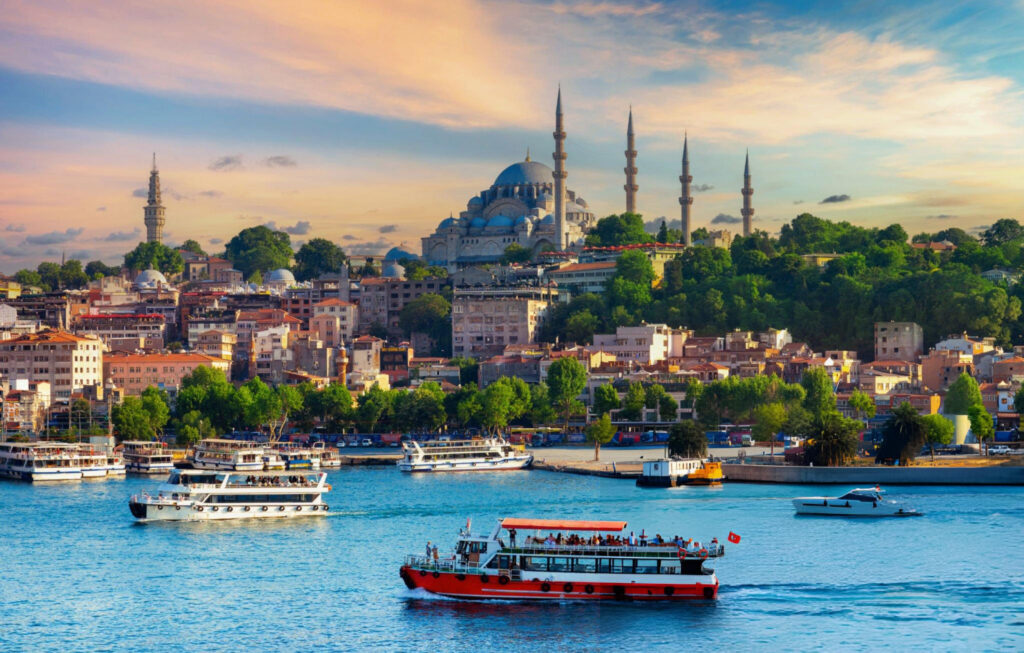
[{"left": 722, "top": 463, "right": 1024, "bottom": 485}]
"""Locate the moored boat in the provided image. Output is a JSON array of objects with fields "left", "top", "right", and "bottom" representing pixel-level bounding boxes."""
[
  {"left": 637, "top": 459, "right": 724, "bottom": 487},
  {"left": 397, "top": 438, "right": 532, "bottom": 473},
  {"left": 399, "top": 518, "right": 724, "bottom": 601},
  {"left": 128, "top": 469, "right": 331, "bottom": 522},
  {"left": 792, "top": 487, "right": 921, "bottom": 517},
  {"left": 0, "top": 441, "right": 82, "bottom": 481},
  {"left": 122, "top": 440, "right": 174, "bottom": 475},
  {"left": 187, "top": 438, "right": 265, "bottom": 472},
  {"left": 77, "top": 448, "right": 110, "bottom": 478}
]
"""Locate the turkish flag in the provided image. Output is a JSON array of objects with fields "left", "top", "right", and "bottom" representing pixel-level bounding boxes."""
[{"left": 728, "top": 532, "right": 741, "bottom": 544}]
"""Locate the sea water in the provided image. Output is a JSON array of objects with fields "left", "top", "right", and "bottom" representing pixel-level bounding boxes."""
[{"left": 1, "top": 469, "right": 1022, "bottom": 652}]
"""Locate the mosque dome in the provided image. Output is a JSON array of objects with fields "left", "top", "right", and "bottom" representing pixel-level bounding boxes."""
[
  {"left": 487, "top": 215, "right": 513, "bottom": 229},
  {"left": 494, "top": 160, "right": 554, "bottom": 187},
  {"left": 576, "top": 197, "right": 588, "bottom": 208},
  {"left": 134, "top": 268, "right": 167, "bottom": 286},
  {"left": 540, "top": 214, "right": 555, "bottom": 226},
  {"left": 439, "top": 217, "right": 456, "bottom": 229},
  {"left": 381, "top": 263, "right": 406, "bottom": 279},
  {"left": 514, "top": 215, "right": 531, "bottom": 226},
  {"left": 384, "top": 246, "right": 418, "bottom": 262},
  {"left": 470, "top": 216, "right": 487, "bottom": 229},
  {"left": 468, "top": 196, "right": 484, "bottom": 208},
  {"left": 265, "top": 268, "right": 296, "bottom": 284}
]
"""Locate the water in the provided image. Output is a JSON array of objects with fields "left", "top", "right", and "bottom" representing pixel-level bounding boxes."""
[{"left": 2, "top": 470, "right": 1023, "bottom": 652}]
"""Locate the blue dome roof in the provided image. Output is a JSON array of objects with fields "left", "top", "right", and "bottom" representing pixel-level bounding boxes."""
[
  {"left": 468, "top": 196, "right": 483, "bottom": 206},
  {"left": 540, "top": 213, "right": 555, "bottom": 225},
  {"left": 487, "top": 215, "right": 513, "bottom": 228},
  {"left": 514, "top": 215, "right": 531, "bottom": 225},
  {"left": 439, "top": 217, "right": 456, "bottom": 229},
  {"left": 384, "top": 247, "right": 418, "bottom": 262},
  {"left": 494, "top": 160, "right": 553, "bottom": 186},
  {"left": 470, "top": 216, "right": 487, "bottom": 228}
]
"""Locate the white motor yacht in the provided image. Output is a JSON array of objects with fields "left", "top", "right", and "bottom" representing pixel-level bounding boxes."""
[
  {"left": 398, "top": 438, "right": 533, "bottom": 473},
  {"left": 793, "top": 487, "right": 921, "bottom": 517}
]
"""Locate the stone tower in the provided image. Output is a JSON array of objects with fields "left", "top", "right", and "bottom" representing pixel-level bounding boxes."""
[
  {"left": 624, "top": 107, "right": 638, "bottom": 214},
  {"left": 552, "top": 88, "right": 568, "bottom": 250},
  {"left": 741, "top": 151, "right": 754, "bottom": 237},
  {"left": 679, "top": 133, "right": 693, "bottom": 246},
  {"left": 144, "top": 153, "right": 166, "bottom": 243}
]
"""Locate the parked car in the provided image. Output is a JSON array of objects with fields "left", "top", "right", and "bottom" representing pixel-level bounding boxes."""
[
  {"left": 989, "top": 445, "right": 1011, "bottom": 455},
  {"left": 361, "top": 438, "right": 373, "bottom": 447}
]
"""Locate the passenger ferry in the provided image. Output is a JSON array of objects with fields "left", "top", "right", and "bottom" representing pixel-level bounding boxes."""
[
  {"left": 400, "top": 518, "right": 724, "bottom": 601},
  {"left": 397, "top": 438, "right": 533, "bottom": 473},
  {"left": 314, "top": 442, "right": 341, "bottom": 469},
  {"left": 637, "top": 459, "right": 724, "bottom": 487},
  {"left": 188, "top": 438, "right": 265, "bottom": 472},
  {"left": 276, "top": 445, "right": 317, "bottom": 470},
  {"left": 106, "top": 453, "right": 126, "bottom": 476},
  {"left": 0, "top": 441, "right": 82, "bottom": 482},
  {"left": 128, "top": 469, "right": 330, "bottom": 522},
  {"left": 122, "top": 440, "right": 174, "bottom": 475},
  {"left": 77, "top": 448, "right": 111, "bottom": 479}
]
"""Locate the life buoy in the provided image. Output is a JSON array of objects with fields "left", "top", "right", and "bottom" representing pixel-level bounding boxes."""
[
  {"left": 296, "top": 506, "right": 302, "bottom": 512},
  {"left": 664, "top": 586, "right": 675, "bottom": 596},
  {"left": 261, "top": 506, "right": 268, "bottom": 512},
  {"left": 540, "top": 582, "right": 551, "bottom": 593},
  {"left": 226, "top": 507, "right": 233, "bottom": 512},
  {"left": 480, "top": 575, "right": 490, "bottom": 584},
  {"left": 419, "top": 570, "right": 428, "bottom": 577},
  {"left": 174, "top": 506, "right": 180, "bottom": 511},
  {"left": 456, "top": 573, "right": 466, "bottom": 581},
  {"left": 244, "top": 506, "right": 251, "bottom": 512},
  {"left": 156, "top": 505, "right": 163, "bottom": 511},
  {"left": 563, "top": 583, "right": 574, "bottom": 593},
  {"left": 324, "top": 505, "right": 329, "bottom": 511},
  {"left": 196, "top": 506, "right": 204, "bottom": 512},
  {"left": 432, "top": 571, "right": 440, "bottom": 579},
  {"left": 211, "top": 507, "right": 219, "bottom": 512},
  {"left": 584, "top": 584, "right": 595, "bottom": 594},
  {"left": 699, "top": 549, "right": 708, "bottom": 559},
  {"left": 498, "top": 575, "right": 510, "bottom": 585},
  {"left": 279, "top": 506, "right": 286, "bottom": 511}
]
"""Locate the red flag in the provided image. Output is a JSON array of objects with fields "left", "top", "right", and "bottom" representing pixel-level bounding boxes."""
[{"left": 728, "top": 532, "right": 741, "bottom": 544}]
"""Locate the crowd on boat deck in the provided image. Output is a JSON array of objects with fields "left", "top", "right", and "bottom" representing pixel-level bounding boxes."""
[
  {"left": 517, "top": 531, "right": 717, "bottom": 551},
  {"left": 242, "top": 475, "right": 316, "bottom": 488}
]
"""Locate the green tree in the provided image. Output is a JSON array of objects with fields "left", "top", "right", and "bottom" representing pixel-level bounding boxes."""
[
  {"left": 294, "top": 238, "right": 347, "bottom": 281},
  {"left": 592, "top": 383, "right": 620, "bottom": 417},
  {"left": 176, "top": 410, "right": 216, "bottom": 445},
  {"left": 801, "top": 368, "right": 836, "bottom": 417},
  {"left": 500, "top": 243, "right": 533, "bottom": 265},
  {"left": 944, "top": 373, "right": 983, "bottom": 414},
  {"left": 111, "top": 397, "right": 155, "bottom": 441},
  {"left": 140, "top": 386, "right": 170, "bottom": 437},
  {"left": 752, "top": 402, "right": 787, "bottom": 455},
  {"left": 668, "top": 421, "right": 707, "bottom": 458},
  {"left": 982, "top": 219, "right": 1024, "bottom": 247},
  {"left": 585, "top": 213, "right": 653, "bottom": 247},
  {"left": 14, "top": 268, "right": 44, "bottom": 291},
  {"left": 1015, "top": 386, "right": 1024, "bottom": 417},
  {"left": 356, "top": 385, "right": 391, "bottom": 432},
  {"left": 919, "top": 413, "right": 954, "bottom": 460},
  {"left": 619, "top": 382, "right": 647, "bottom": 421},
  {"left": 658, "top": 394, "right": 678, "bottom": 421},
  {"left": 445, "top": 384, "right": 482, "bottom": 428},
  {"left": 848, "top": 389, "right": 876, "bottom": 420},
  {"left": 181, "top": 239, "right": 207, "bottom": 257},
  {"left": 656, "top": 220, "right": 669, "bottom": 243},
  {"left": 124, "top": 241, "right": 184, "bottom": 275},
  {"left": 37, "top": 262, "right": 62, "bottom": 290},
  {"left": 224, "top": 225, "right": 293, "bottom": 279},
  {"left": 481, "top": 381, "right": 514, "bottom": 433},
  {"left": 528, "top": 383, "right": 556, "bottom": 426},
  {"left": 411, "top": 381, "right": 447, "bottom": 432},
  {"left": 968, "top": 404, "right": 995, "bottom": 454},
  {"left": 876, "top": 402, "right": 925, "bottom": 466},
  {"left": 449, "top": 357, "right": 479, "bottom": 386},
  {"left": 546, "top": 357, "right": 587, "bottom": 431},
  {"left": 398, "top": 293, "right": 451, "bottom": 356},
  {"left": 802, "top": 411, "right": 860, "bottom": 466},
  {"left": 564, "top": 310, "right": 599, "bottom": 345},
  {"left": 586, "top": 412, "right": 615, "bottom": 461},
  {"left": 59, "top": 259, "right": 89, "bottom": 289}
]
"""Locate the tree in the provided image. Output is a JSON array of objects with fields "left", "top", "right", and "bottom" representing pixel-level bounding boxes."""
[
  {"left": 268, "top": 385, "right": 304, "bottom": 440},
  {"left": 70, "top": 398, "right": 92, "bottom": 435},
  {"left": 140, "top": 386, "right": 170, "bottom": 437},
  {"left": 294, "top": 238, "right": 347, "bottom": 281},
  {"left": 982, "top": 219, "right": 1024, "bottom": 247},
  {"left": 586, "top": 413, "right": 615, "bottom": 461},
  {"left": 501, "top": 243, "right": 533, "bottom": 265},
  {"left": 876, "top": 402, "right": 925, "bottom": 466},
  {"left": 944, "top": 373, "right": 983, "bottom": 414},
  {"left": 124, "top": 241, "right": 184, "bottom": 275},
  {"left": 446, "top": 383, "right": 482, "bottom": 428},
  {"left": 59, "top": 260, "right": 89, "bottom": 289},
  {"left": 658, "top": 394, "right": 679, "bottom": 421},
  {"left": 181, "top": 239, "right": 207, "bottom": 257},
  {"left": 619, "top": 382, "right": 646, "bottom": 421},
  {"left": 14, "top": 268, "right": 44, "bottom": 291},
  {"left": 801, "top": 368, "right": 836, "bottom": 417},
  {"left": 317, "top": 383, "right": 354, "bottom": 431},
  {"left": 752, "top": 402, "right": 787, "bottom": 455},
  {"left": 224, "top": 225, "right": 293, "bottom": 279},
  {"left": 564, "top": 310, "right": 599, "bottom": 345},
  {"left": 968, "top": 404, "right": 995, "bottom": 454},
  {"left": 848, "top": 389, "right": 876, "bottom": 420},
  {"left": 528, "top": 383, "right": 556, "bottom": 426},
  {"left": 1016, "top": 386, "right": 1024, "bottom": 418},
  {"left": 656, "top": 220, "right": 669, "bottom": 243},
  {"left": 111, "top": 397, "right": 155, "bottom": 441},
  {"left": 668, "top": 421, "right": 707, "bottom": 458},
  {"left": 547, "top": 357, "right": 587, "bottom": 431},
  {"left": 802, "top": 411, "right": 860, "bottom": 466},
  {"left": 585, "top": 213, "right": 652, "bottom": 247},
  {"left": 919, "top": 413, "right": 954, "bottom": 460},
  {"left": 177, "top": 410, "right": 216, "bottom": 446},
  {"left": 410, "top": 382, "right": 447, "bottom": 432},
  {"left": 592, "top": 383, "right": 620, "bottom": 417},
  {"left": 481, "top": 381, "right": 514, "bottom": 434},
  {"left": 398, "top": 293, "right": 451, "bottom": 356},
  {"left": 356, "top": 385, "right": 391, "bottom": 432}
]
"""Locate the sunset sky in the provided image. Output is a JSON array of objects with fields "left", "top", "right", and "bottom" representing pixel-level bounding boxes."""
[{"left": 1, "top": 0, "right": 1023, "bottom": 272}]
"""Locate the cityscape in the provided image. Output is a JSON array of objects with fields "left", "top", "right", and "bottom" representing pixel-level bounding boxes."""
[{"left": 2, "top": 2, "right": 1024, "bottom": 652}]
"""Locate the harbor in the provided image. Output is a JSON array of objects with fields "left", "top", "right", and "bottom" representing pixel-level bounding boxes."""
[{"left": 2, "top": 467, "right": 1022, "bottom": 651}]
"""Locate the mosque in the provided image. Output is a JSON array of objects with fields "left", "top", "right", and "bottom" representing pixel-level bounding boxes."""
[{"left": 421, "top": 89, "right": 756, "bottom": 270}]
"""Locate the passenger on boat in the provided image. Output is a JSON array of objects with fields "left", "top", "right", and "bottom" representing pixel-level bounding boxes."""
[
  {"left": 425, "top": 541, "right": 432, "bottom": 558},
  {"left": 432, "top": 545, "right": 439, "bottom": 563},
  {"left": 509, "top": 528, "right": 517, "bottom": 547},
  {"left": 628, "top": 532, "right": 637, "bottom": 547}
]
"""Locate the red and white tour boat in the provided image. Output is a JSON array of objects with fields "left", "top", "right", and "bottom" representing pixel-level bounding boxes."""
[{"left": 399, "top": 517, "right": 724, "bottom": 601}]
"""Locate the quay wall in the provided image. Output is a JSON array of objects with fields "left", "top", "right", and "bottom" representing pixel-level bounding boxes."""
[{"left": 723, "top": 463, "right": 1024, "bottom": 485}]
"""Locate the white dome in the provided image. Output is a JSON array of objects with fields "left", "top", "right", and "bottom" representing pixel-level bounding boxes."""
[
  {"left": 134, "top": 268, "right": 167, "bottom": 286},
  {"left": 265, "top": 268, "right": 296, "bottom": 283}
]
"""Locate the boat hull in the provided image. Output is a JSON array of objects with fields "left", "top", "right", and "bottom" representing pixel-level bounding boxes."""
[
  {"left": 399, "top": 566, "right": 718, "bottom": 601},
  {"left": 126, "top": 463, "right": 174, "bottom": 475},
  {"left": 129, "top": 500, "right": 330, "bottom": 522},
  {"left": 792, "top": 498, "right": 919, "bottom": 517},
  {"left": 398, "top": 456, "right": 533, "bottom": 473}
]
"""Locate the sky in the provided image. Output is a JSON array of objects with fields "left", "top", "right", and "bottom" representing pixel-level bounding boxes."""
[{"left": 1, "top": 0, "right": 1024, "bottom": 272}]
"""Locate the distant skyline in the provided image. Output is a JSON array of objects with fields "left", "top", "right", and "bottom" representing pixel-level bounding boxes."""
[{"left": 2, "top": 0, "right": 1024, "bottom": 271}]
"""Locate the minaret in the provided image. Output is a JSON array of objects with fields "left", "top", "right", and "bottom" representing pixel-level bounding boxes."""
[
  {"left": 741, "top": 150, "right": 754, "bottom": 237},
  {"left": 624, "top": 107, "right": 638, "bottom": 214},
  {"left": 679, "top": 133, "right": 693, "bottom": 246},
  {"left": 144, "top": 153, "right": 166, "bottom": 243},
  {"left": 552, "top": 88, "right": 567, "bottom": 250}
]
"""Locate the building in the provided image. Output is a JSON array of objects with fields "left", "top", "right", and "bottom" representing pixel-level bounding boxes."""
[
  {"left": 934, "top": 333, "right": 999, "bottom": 357},
  {"left": 592, "top": 324, "right": 687, "bottom": 365},
  {"left": 0, "top": 303, "right": 17, "bottom": 328},
  {"left": 544, "top": 261, "right": 617, "bottom": 295},
  {"left": 104, "top": 352, "right": 229, "bottom": 396},
  {"left": 873, "top": 321, "right": 923, "bottom": 362},
  {"left": 143, "top": 154, "right": 166, "bottom": 243},
  {"left": 452, "top": 287, "right": 558, "bottom": 359},
  {"left": 579, "top": 243, "right": 687, "bottom": 279},
  {"left": 858, "top": 370, "right": 911, "bottom": 396},
  {"left": 422, "top": 91, "right": 597, "bottom": 269},
  {"left": 920, "top": 349, "right": 973, "bottom": 392},
  {"left": 311, "top": 298, "right": 357, "bottom": 343},
  {"left": 2, "top": 381, "right": 51, "bottom": 433},
  {"left": 193, "top": 330, "right": 237, "bottom": 361},
  {"left": 0, "top": 330, "right": 103, "bottom": 399},
  {"left": 73, "top": 313, "right": 167, "bottom": 351},
  {"left": 183, "top": 256, "right": 233, "bottom": 282},
  {"left": 381, "top": 343, "right": 414, "bottom": 383},
  {"left": 992, "top": 357, "right": 1024, "bottom": 383},
  {"left": 358, "top": 276, "right": 447, "bottom": 338},
  {"left": 740, "top": 152, "right": 754, "bottom": 237}
]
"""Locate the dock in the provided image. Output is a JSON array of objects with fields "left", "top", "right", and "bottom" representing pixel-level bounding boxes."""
[
  {"left": 532, "top": 459, "right": 641, "bottom": 479},
  {"left": 338, "top": 454, "right": 402, "bottom": 466}
]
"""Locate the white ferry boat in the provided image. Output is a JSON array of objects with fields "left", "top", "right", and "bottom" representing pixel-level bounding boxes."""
[
  {"left": 276, "top": 445, "right": 317, "bottom": 470},
  {"left": 188, "top": 438, "right": 265, "bottom": 472},
  {"left": 0, "top": 441, "right": 82, "bottom": 482},
  {"left": 397, "top": 438, "right": 532, "bottom": 473},
  {"left": 128, "top": 469, "right": 331, "bottom": 522},
  {"left": 106, "top": 453, "right": 126, "bottom": 476},
  {"left": 314, "top": 442, "right": 341, "bottom": 468},
  {"left": 401, "top": 518, "right": 725, "bottom": 601},
  {"left": 122, "top": 440, "right": 175, "bottom": 475},
  {"left": 77, "top": 447, "right": 110, "bottom": 479},
  {"left": 793, "top": 487, "right": 922, "bottom": 517}
]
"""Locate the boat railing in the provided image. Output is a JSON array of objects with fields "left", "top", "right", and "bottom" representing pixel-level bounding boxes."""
[{"left": 503, "top": 543, "right": 725, "bottom": 558}]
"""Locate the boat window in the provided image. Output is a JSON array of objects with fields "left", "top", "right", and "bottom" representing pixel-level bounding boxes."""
[
  {"left": 456, "top": 542, "right": 467, "bottom": 555},
  {"left": 597, "top": 559, "right": 611, "bottom": 573},
  {"left": 610, "top": 559, "right": 634, "bottom": 574},
  {"left": 522, "top": 557, "right": 546, "bottom": 572},
  {"left": 572, "top": 558, "right": 597, "bottom": 573},
  {"left": 167, "top": 472, "right": 181, "bottom": 485},
  {"left": 548, "top": 558, "right": 570, "bottom": 572},
  {"left": 636, "top": 560, "right": 660, "bottom": 575},
  {"left": 660, "top": 560, "right": 680, "bottom": 574},
  {"left": 839, "top": 492, "right": 877, "bottom": 502}
]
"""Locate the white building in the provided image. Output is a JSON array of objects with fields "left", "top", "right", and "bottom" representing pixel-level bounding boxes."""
[
  {"left": 452, "top": 287, "right": 559, "bottom": 359},
  {"left": 592, "top": 324, "right": 687, "bottom": 365},
  {"left": 0, "top": 329, "right": 103, "bottom": 400}
]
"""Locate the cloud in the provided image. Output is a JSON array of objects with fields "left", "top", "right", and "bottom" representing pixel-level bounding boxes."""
[
  {"left": 209, "top": 155, "right": 243, "bottom": 171},
  {"left": 711, "top": 213, "right": 742, "bottom": 224},
  {"left": 132, "top": 187, "right": 147, "bottom": 198},
  {"left": 264, "top": 155, "right": 297, "bottom": 167},
  {"left": 68, "top": 249, "right": 95, "bottom": 260},
  {"left": 209, "top": 238, "right": 224, "bottom": 245},
  {"left": 104, "top": 228, "right": 141, "bottom": 242},
  {"left": 820, "top": 194, "right": 851, "bottom": 204},
  {"left": 96, "top": 206, "right": 107, "bottom": 212},
  {"left": 644, "top": 217, "right": 680, "bottom": 233},
  {"left": 5, "top": 223, "right": 26, "bottom": 232},
  {"left": 549, "top": 2, "right": 664, "bottom": 18},
  {"left": 692, "top": 184, "right": 713, "bottom": 193},
  {"left": 24, "top": 227, "right": 85, "bottom": 245},
  {"left": 345, "top": 238, "right": 393, "bottom": 255},
  {"left": 378, "top": 225, "right": 398, "bottom": 234},
  {"left": 927, "top": 214, "right": 957, "bottom": 220},
  {"left": 197, "top": 190, "right": 223, "bottom": 198},
  {"left": 263, "top": 220, "right": 311, "bottom": 235},
  {"left": 342, "top": 234, "right": 358, "bottom": 241},
  {"left": 793, "top": 200, "right": 805, "bottom": 205}
]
